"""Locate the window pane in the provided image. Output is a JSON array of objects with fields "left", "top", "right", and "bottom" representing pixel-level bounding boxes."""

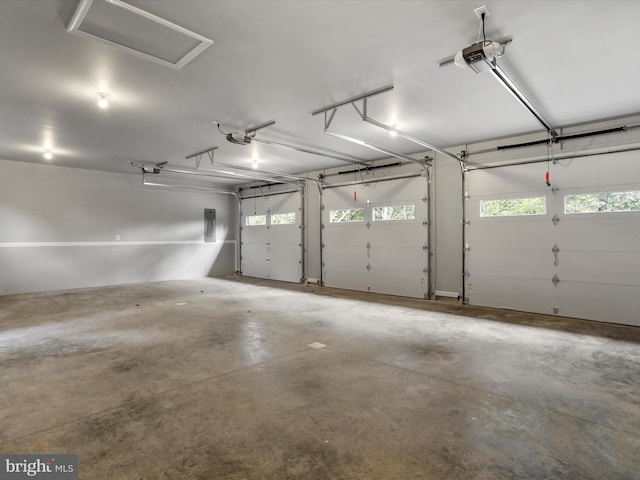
[
  {"left": 329, "top": 208, "right": 364, "bottom": 223},
  {"left": 372, "top": 205, "right": 416, "bottom": 221},
  {"left": 480, "top": 197, "right": 546, "bottom": 217},
  {"left": 271, "top": 212, "right": 296, "bottom": 225},
  {"left": 565, "top": 191, "right": 640, "bottom": 214},
  {"left": 246, "top": 214, "right": 266, "bottom": 226}
]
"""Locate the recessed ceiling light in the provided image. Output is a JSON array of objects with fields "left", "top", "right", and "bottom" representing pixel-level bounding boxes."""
[
  {"left": 97, "top": 92, "right": 109, "bottom": 109},
  {"left": 390, "top": 125, "right": 398, "bottom": 137},
  {"left": 252, "top": 160, "right": 259, "bottom": 169},
  {"left": 43, "top": 150, "right": 53, "bottom": 160}
]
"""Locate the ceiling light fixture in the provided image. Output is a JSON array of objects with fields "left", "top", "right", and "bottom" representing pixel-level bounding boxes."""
[
  {"left": 390, "top": 126, "right": 398, "bottom": 137},
  {"left": 252, "top": 159, "right": 259, "bottom": 169},
  {"left": 43, "top": 150, "right": 53, "bottom": 160},
  {"left": 97, "top": 92, "right": 109, "bottom": 109}
]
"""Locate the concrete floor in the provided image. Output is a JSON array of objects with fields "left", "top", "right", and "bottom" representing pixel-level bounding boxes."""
[{"left": 1, "top": 276, "right": 639, "bottom": 479}]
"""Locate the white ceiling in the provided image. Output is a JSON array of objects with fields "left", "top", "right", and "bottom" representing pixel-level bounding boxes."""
[{"left": 1, "top": 0, "right": 639, "bottom": 185}]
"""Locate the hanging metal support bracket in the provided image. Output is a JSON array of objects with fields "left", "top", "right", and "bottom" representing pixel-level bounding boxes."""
[
  {"left": 186, "top": 146, "right": 218, "bottom": 169},
  {"left": 311, "top": 85, "right": 394, "bottom": 117}
]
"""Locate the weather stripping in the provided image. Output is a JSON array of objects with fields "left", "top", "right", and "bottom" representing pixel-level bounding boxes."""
[{"left": 67, "top": 0, "right": 213, "bottom": 70}]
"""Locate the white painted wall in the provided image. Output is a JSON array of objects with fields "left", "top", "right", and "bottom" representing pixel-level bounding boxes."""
[
  {"left": 0, "top": 159, "right": 237, "bottom": 295},
  {"left": 433, "top": 151, "right": 463, "bottom": 297}
]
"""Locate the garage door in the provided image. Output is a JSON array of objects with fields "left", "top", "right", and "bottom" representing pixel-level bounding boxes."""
[
  {"left": 466, "top": 150, "right": 640, "bottom": 326},
  {"left": 240, "top": 190, "right": 303, "bottom": 283},
  {"left": 322, "top": 175, "right": 430, "bottom": 298}
]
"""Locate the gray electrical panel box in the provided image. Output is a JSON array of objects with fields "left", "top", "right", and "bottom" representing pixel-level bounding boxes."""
[{"left": 204, "top": 209, "right": 216, "bottom": 242}]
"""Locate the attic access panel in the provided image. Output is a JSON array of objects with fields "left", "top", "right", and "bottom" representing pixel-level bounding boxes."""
[{"left": 67, "top": 0, "right": 213, "bottom": 70}]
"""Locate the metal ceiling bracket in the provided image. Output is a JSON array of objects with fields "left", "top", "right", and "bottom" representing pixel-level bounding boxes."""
[
  {"left": 245, "top": 120, "right": 277, "bottom": 136},
  {"left": 324, "top": 109, "right": 338, "bottom": 130},
  {"left": 346, "top": 89, "right": 462, "bottom": 167},
  {"left": 186, "top": 146, "right": 218, "bottom": 170},
  {"left": 311, "top": 85, "right": 394, "bottom": 116}
]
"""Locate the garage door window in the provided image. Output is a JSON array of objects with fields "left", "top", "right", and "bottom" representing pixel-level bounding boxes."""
[
  {"left": 271, "top": 212, "right": 296, "bottom": 225},
  {"left": 564, "top": 190, "right": 640, "bottom": 214},
  {"left": 330, "top": 208, "right": 364, "bottom": 223},
  {"left": 372, "top": 205, "right": 415, "bottom": 221},
  {"left": 246, "top": 215, "right": 267, "bottom": 226},
  {"left": 480, "top": 197, "right": 546, "bottom": 217}
]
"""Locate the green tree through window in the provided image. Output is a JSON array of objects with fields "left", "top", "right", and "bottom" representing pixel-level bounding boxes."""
[
  {"left": 565, "top": 191, "right": 640, "bottom": 213},
  {"left": 480, "top": 197, "right": 546, "bottom": 217},
  {"left": 329, "top": 208, "right": 365, "bottom": 223}
]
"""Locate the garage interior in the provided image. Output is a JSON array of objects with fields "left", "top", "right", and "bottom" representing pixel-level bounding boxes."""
[{"left": 1, "top": 1, "right": 639, "bottom": 478}]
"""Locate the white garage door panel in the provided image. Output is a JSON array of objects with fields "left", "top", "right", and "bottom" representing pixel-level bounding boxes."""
[
  {"left": 467, "top": 151, "right": 640, "bottom": 326},
  {"left": 468, "top": 249, "right": 550, "bottom": 279},
  {"left": 468, "top": 165, "right": 553, "bottom": 193},
  {"left": 558, "top": 251, "right": 640, "bottom": 285},
  {"left": 241, "top": 247, "right": 270, "bottom": 279},
  {"left": 269, "top": 240, "right": 302, "bottom": 282},
  {"left": 323, "top": 245, "right": 367, "bottom": 266},
  {"left": 370, "top": 246, "right": 425, "bottom": 270},
  {"left": 240, "top": 191, "right": 302, "bottom": 283},
  {"left": 322, "top": 176, "right": 429, "bottom": 298},
  {"left": 469, "top": 276, "right": 558, "bottom": 314},
  {"left": 556, "top": 282, "right": 640, "bottom": 327},
  {"left": 323, "top": 265, "right": 368, "bottom": 291},
  {"left": 556, "top": 218, "right": 640, "bottom": 251},
  {"left": 241, "top": 221, "right": 269, "bottom": 278},
  {"left": 466, "top": 220, "right": 553, "bottom": 249},
  {"left": 552, "top": 151, "right": 640, "bottom": 187},
  {"left": 323, "top": 226, "right": 369, "bottom": 244},
  {"left": 368, "top": 267, "right": 427, "bottom": 297},
  {"left": 371, "top": 223, "right": 426, "bottom": 243}
]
